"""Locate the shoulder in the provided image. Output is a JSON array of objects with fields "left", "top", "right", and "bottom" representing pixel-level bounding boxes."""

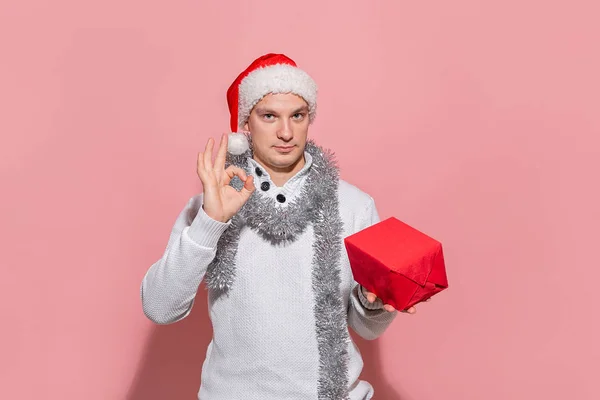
[
  {"left": 337, "top": 179, "right": 378, "bottom": 234},
  {"left": 178, "top": 193, "right": 204, "bottom": 224},
  {"left": 337, "top": 179, "right": 374, "bottom": 210}
]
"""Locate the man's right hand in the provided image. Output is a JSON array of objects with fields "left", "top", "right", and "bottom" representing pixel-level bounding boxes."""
[{"left": 197, "top": 133, "right": 255, "bottom": 223}]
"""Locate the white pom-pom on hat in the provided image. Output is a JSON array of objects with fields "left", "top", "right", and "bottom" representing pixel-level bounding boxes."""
[{"left": 227, "top": 132, "right": 250, "bottom": 155}]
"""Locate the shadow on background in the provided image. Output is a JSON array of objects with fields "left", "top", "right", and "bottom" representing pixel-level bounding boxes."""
[
  {"left": 353, "top": 332, "right": 410, "bottom": 400},
  {"left": 128, "top": 284, "right": 408, "bottom": 400},
  {"left": 127, "top": 283, "right": 212, "bottom": 400}
]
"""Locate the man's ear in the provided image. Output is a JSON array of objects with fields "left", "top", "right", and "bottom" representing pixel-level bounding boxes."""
[{"left": 243, "top": 121, "right": 249, "bottom": 132}]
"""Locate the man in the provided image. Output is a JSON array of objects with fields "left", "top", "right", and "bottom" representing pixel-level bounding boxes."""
[{"left": 140, "top": 53, "right": 419, "bottom": 400}]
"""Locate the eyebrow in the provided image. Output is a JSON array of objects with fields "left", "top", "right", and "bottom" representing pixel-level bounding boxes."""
[
  {"left": 292, "top": 106, "right": 309, "bottom": 113},
  {"left": 254, "top": 106, "right": 309, "bottom": 114},
  {"left": 254, "top": 107, "right": 274, "bottom": 114}
]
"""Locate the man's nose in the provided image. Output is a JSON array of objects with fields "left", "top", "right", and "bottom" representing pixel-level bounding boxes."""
[{"left": 277, "top": 119, "right": 293, "bottom": 141}]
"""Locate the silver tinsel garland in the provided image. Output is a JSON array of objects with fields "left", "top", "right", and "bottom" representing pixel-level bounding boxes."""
[{"left": 205, "top": 135, "right": 351, "bottom": 399}]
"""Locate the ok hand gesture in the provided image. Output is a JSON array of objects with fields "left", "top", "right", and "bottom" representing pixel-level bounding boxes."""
[{"left": 197, "top": 134, "right": 255, "bottom": 223}]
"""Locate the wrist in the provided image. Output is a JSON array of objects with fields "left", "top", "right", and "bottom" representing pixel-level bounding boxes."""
[
  {"left": 187, "top": 206, "right": 231, "bottom": 247},
  {"left": 202, "top": 205, "right": 230, "bottom": 224}
]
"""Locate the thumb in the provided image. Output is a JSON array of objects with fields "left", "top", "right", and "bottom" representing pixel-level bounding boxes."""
[{"left": 366, "top": 292, "right": 377, "bottom": 303}]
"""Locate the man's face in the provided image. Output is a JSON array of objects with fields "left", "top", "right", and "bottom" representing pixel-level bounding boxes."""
[{"left": 244, "top": 93, "right": 310, "bottom": 172}]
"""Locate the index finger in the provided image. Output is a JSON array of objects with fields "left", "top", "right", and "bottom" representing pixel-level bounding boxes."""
[
  {"left": 223, "top": 165, "right": 248, "bottom": 185},
  {"left": 214, "top": 133, "right": 228, "bottom": 171}
]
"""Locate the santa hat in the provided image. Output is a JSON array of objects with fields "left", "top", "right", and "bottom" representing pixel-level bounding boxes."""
[{"left": 226, "top": 53, "right": 318, "bottom": 155}]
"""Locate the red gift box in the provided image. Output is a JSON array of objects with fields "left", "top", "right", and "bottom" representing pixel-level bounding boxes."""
[{"left": 344, "top": 217, "right": 448, "bottom": 311}]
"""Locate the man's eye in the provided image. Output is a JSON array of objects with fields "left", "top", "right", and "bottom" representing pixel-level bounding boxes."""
[
  {"left": 263, "top": 114, "right": 274, "bottom": 119},
  {"left": 293, "top": 113, "right": 305, "bottom": 120}
]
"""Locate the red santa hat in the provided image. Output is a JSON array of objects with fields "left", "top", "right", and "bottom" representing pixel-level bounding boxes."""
[{"left": 226, "top": 53, "right": 318, "bottom": 155}]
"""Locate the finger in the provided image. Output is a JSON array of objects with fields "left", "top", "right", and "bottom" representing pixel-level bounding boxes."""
[
  {"left": 403, "top": 306, "right": 416, "bottom": 314},
  {"left": 240, "top": 175, "right": 255, "bottom": 199},
  {"left": 365, "top": 292, "right": 377, "bottom": 303},
  {"left": 214, "top": 133, "right": 228, "bottom": 172},
  {"left": 383, "top": 304, "right": 396, "bottom": 312},
  {"left": 204, "top": 137, "right": 215, "bottom": 171},
  {"left": 223, "top": 165, "right": 248, "bottom": 185},
  {"left": 425, "top": 298, "right": 432, "bottom": 302},
  {"left": 197, "top": 152, "right": 206, "bottom": 179}
]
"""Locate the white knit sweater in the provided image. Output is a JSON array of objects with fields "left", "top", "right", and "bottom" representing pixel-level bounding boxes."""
[{"left": 140, "top": 151, "right": 397, "bottom": 400}]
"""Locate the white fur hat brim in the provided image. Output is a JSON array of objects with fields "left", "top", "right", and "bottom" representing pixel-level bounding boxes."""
[{"left": 237, "top": 64, "right": 317, "bottom": 130}]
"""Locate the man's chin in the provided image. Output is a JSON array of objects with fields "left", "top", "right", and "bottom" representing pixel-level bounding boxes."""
[{"left": 269, "top": 153, "right": 303, "bottom": 168}]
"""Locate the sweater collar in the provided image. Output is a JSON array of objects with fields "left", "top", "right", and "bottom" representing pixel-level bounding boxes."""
[{"left": 246, "top": 152, "right": 314, "bottom": 202}]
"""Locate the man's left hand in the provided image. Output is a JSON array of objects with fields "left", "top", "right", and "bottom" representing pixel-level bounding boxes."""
[{"left": 363, "top": 289, "right": 431, "bottom": 314}]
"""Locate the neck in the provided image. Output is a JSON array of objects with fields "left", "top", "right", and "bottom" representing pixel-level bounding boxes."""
[{"left": 255, "top": 154, "right": 306, "bottom": 187}]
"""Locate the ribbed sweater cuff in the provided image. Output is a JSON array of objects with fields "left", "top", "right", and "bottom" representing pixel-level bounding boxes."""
[
  {"left": 187, "top": 206, "right": 231, "bottom": 248},
  {"left": 357, "top": 285, "right": 385, "bottom": 310}
]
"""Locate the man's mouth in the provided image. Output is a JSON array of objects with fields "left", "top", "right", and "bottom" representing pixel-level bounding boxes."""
[{"left": 274, "top": 145, "right": 295, "bottom": 153}]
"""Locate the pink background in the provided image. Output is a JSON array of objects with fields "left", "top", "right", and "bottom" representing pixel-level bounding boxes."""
[{"left": 1, "top": 1, "right": 598, "bottom": 399}]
